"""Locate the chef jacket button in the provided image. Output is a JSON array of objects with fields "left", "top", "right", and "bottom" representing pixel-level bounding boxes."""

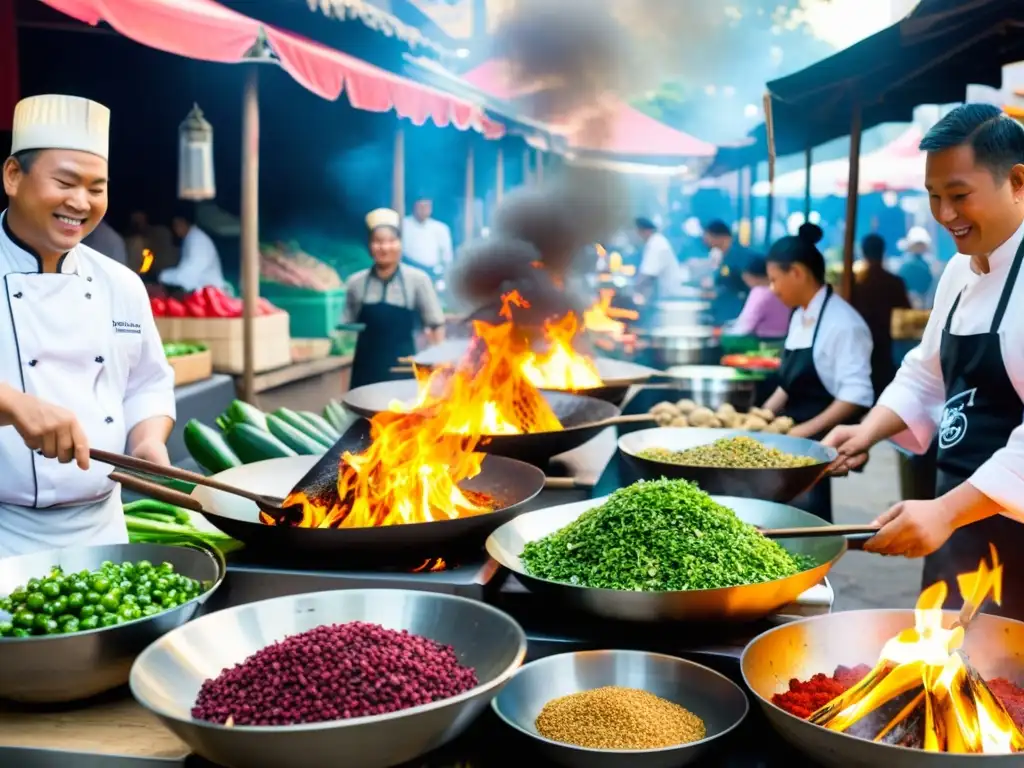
[
  {"left": 12, "top": 292, "right": 22, "bottom": 299},
  {"left": 86, "top": 276, "right": 93, "bottom": 282},
  {"left": 85, "top": 293, "right": 92, "bottom": 299},
  {"left": 104, "top": 416, "right": 114, "bottom": 424},
  {"left": 27, "top": 359, "right": 37, "bottom": 366},
  {"left": 95, "top": 356, "right": 104, "bottom": 363}
]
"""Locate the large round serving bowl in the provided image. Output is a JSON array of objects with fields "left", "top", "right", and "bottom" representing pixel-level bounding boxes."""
[
  {"left": 741, "top": 610, "right": 1024, "bottom": 767},
  {"left": 130, "top": 589, "right": 528, "bottom": 768},
  {"left": 0, "top": 542, "right": 225, "bottom": 703},
  {"left": 618, "top": 427, "right": 836, "bottom": 503},
  {"left": 492, "top": 650, "right": 748, "bottom": 768}
]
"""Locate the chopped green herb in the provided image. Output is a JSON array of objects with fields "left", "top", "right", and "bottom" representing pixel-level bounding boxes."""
[{"left": 520, "top": 478, "right": 815, "bottom": 591}]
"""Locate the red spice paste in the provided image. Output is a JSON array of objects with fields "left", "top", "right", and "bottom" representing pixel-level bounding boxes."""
[{"left": 772, "top": 665, "right": 1024, "bottom": 732}]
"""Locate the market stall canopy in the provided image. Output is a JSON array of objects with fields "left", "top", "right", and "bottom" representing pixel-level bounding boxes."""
[
  {"left": 764, "top": 0, "right": 1024, "bottom": 157},
  {"left": 309, "top": 0, "right": 452, "bottom": 59},
  {"left": 462, "top": 59, "right": 716, "bottom": 165},
  {"left": 38, "top": 0, "right": 506, "bottom": 137},
  {"left": 750, "top": 126, "right": 926, "bottom": 198}
]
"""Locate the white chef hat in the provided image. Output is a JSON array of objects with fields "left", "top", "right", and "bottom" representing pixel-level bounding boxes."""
[
  {"left": 897, "top": 225, "right": 932, "bottom": 252},
  {"left": 10, "top": 94, "right": 110, "bottom": 160},
  {"left": 365, "top": 208, "right": 401, "bottom": 231}
]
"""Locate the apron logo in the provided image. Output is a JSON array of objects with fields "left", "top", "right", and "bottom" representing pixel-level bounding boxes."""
[
  {"left": 112, "top": 320, "right": 142, "bottom": 335},
  {"left": 939, "top": 388, "right": 977, "bottom": 450}
]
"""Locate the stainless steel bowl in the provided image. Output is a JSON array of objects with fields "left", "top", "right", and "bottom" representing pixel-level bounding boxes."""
[
  {"left": 486, "top": 496, "right": 845, "bottom": 623},
  {"left": 618, "top": 428, "right": 836, "bottom": 503},
  {"left": 741, "top": 610, "right": 1024, "bottom": 767},
  {"left": 660, "top": 365, "right": 759, "bottom": 411},
  {"left": 655, "top": 301, "right": 712, "bottom": 327},
  {"left": 647, "top": 327, "right": 720, "bottom": 368},
  {"left": 492, "top": 650, "right": 748, "bottom": 768},
  {"left": 0, "top": 542, "right": 224, "bottom": 703},
  {"left": 130, "top": 589, "right": 528, "bottom": 768}
]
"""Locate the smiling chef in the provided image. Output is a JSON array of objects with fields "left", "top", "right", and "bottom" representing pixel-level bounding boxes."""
[
  {"left": 0, "top": 94, "right": 175, "bottom": 558},
  {"left": 826, "top": 104, "right": 1024, "bottom": 618}
]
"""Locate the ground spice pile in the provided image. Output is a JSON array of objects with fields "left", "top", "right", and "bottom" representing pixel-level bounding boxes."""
[
  {"left": 639, "top": 436, "right": 817, "bottom": 469},
  {"left": 773, "top": 664, "right": 1024, "bottom": 732},
  {"left": 535, "top": 686, "right": 706, "bottom": 750}
]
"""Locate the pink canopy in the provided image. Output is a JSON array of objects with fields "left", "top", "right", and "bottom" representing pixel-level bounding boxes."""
[
  {"left": 39, "top": 0, "right": 506, "bottom": 137},
  {"left": 463, "top": 59, "right": 714, "bottom": 158}
]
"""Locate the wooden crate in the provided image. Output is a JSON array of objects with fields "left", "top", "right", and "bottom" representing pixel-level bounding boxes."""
[
  {"left": 167, "top": 348, "right": 212, "bottom": 386},
  {"left": 290, "top": 337, "right": 332, "bottom": 363},
  {"left": 156, "top": 313, "right": 292, "bottom": 374}
]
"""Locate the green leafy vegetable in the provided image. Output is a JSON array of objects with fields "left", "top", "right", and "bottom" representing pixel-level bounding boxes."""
[{"left": 520, "top": 479, "right": 814, "bottom": 591}]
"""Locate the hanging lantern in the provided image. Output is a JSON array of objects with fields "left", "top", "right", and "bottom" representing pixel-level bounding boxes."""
[{"left": 178, "top": 104, "right": 215, "bottom": 201}]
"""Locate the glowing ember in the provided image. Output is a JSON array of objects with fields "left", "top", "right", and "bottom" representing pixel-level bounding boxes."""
[{"left": 808, "top": 546, "right": 1024, "bottom": 753}]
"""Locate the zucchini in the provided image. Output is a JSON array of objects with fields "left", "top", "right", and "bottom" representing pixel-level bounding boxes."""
[
  {"left": 224, "top": 422, "right": 297, "bottom": 463},
  {"left": 266, "top": 414, "right": 327, "bottom": 455},
  {"left": 222, "top": 400, "right": 268, "bottom": 432},
  {"left": 183, "top": 419, "right": 243, "bottom": 473},
  {"left": 123, "top": 499, "right": 192, "bottom": 525},
  {"left": 273, "top": 408, "right": 332, "bottom": 447},
  {"left": 298, "top": 410, "right": 340, "bottom": 442},
  {"left": 323, "top": 400, "right": 355, "bottom": 433}
]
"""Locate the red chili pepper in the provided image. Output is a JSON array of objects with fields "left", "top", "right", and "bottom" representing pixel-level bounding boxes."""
[
  {"left": 201, "top": 286, "right": 239, "bottom": 318},
  {"left": 165, "top": 298, "right": 187, "bottom": 318},
  {"left": 257, "top": 298, "right": 278, "bottom": 316},
  {"left": 222, "top": 295, "right": 243, "bottom": 317},
  {"left": 184, "top": 292, "right": 209, "bottom": 318},
  {"left": 150, "top": 297, "right": 167, "bottom": 317}
]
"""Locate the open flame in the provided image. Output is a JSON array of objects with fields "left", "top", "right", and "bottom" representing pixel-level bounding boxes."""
[
  {"left": 583, "top": 288, "right": 639, "bottom": 337},
  {"left": 809, "top": 546, "right": 1024, "bottom": 753},
  {"left": 139, "top": 248, "right": 154, "bottom": 275}
]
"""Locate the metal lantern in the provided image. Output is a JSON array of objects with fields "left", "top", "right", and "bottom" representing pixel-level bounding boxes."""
[{"left": 178, "top": 103, "right": 215, "bottom": 201}]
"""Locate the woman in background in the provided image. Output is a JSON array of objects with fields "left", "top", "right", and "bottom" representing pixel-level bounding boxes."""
[
  {"left": 761, "top": 224, "right": 875, "bottom": 520},
  {"left": 726, "top": 256, "right": 789, "bottom": 338},
  {"left": 344, "top": 208, "right": 445, "bottom": 389}
]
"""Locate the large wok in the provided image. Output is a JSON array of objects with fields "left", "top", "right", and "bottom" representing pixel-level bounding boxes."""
[
  {"left": 189, "top": 422, "right": 545, "bottom": 560},
  {"left": 618, "top": 428, "right": 836, "bottom": 503},
  {"left": 343, "top": 379, "right": 649, "bottom": 465},
  {"left": 485, "top": 495, "right": 846, "bottom": 623},
  {"left": 406, "top": 338, "right": 662, "bottom": 404},
  {"left": 741, "top": 610, "right": 1024, "bottom": 767}
]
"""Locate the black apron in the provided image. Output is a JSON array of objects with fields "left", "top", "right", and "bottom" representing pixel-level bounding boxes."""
[
  {"left": 923, "top": 236, "right": 1024, "bottom": 619},
  {"left": 778, "top": 286, "right": 837, "bottom": 522},
  {"left": 349, "top": 268, "right": 417, "bottom": 390}
]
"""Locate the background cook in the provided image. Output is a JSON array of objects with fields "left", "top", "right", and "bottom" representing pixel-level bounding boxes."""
[
  {"left": 761, "top": 223, "right": 875, "bottom": 521},
  {"left": 826, "top": 105, "right": 1024, "bottom": 618},
  {"left": 0, "top": 94, "right": 175, "bottom": 558},
  {"left": 344, "top": 208, "right": 445, "bottom": 389}
]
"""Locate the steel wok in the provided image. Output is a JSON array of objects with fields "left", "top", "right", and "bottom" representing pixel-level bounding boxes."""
[
  {"left": 618, "top": 428, "right": 837, "bottom": 503},
  {"left": 190, "top": 428, "right": 545, "bottom": 560},
  {"left": 485, "top": 495, "right": 846, "bottom": 623},
  {"left": 343, "top": 379, "right": 630, "bottom": 464},
  {"left": 407, "top": 338, "right": 662, "bottom": 404},
  {"left": 741, "top": 610, "right": 1024, "bottom": 767}
]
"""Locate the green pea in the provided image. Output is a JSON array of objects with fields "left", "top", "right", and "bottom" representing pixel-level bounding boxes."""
[
  {"left": 43, "top": 618, "right": 60, "bottom": 635},
  {"left": 164, "top": 589, "right": 179, "bottom": 605},
  {"left": 93, "top": 604, "right": 107, "bottom": 616},
  {"left": 10, "top": 587, "right": 27, "bottom": 603},
  {"left": 79, "top": 615, "right": 100, "bottom": 631},
  {"left": 67, "top": 593, "right": 85, "bottom": 613},
  {"left": 12, "top": 610, "right": 34, "bottom": 629},
  {"left": 89, "top": 576, "right": 110, "bottom": 594},
  {"left": 59, "top": 616, "right": 79, "bottom": 634},
  {"left": 100, "top": 560, "right": 115, "bottom": 571},
  {"left": 154, "top": 577, "right": 170, "bottom": 592},
  {"left": 51, "top": 596, "right": 68, "bottom": 616},
  {"left": 158, "top": 562, "right": 174, "bottom": 575},
  {"left": 85, "top": 590, "right": 101, "bottom": 605},
  {"left": 121, "top": 594, "right": 138, "bottom": 606},
  {"left": 40, "top": 581, "right": 61, "bottom": 599},
  {"left": 11, "top": 628, "right": 30, "bottom": 638},
  {"left": 151, "top": 589, "right": 166, "bottom": 605},
  {"left": 79, "top": 604, "right": 96, "bottom": 620},
  {"left": 0, "top": 597, "right": 12, "bottom": 612},
  {"left": 142, "top": 605, "right": 160, "bottom": 617},
  {"left": 24, "top": 579, "right": 39, "bottom": 592},
  {"left": 25, "top": 592, "right": 46, "bottom": 611},
  {"left": 120, "top": 562, "right": 135, "bottom": 577},
  {"left": 71, "top": 579, "right": 89, "bottom": 595},
  {"left": 32, "top": 613, "right": 51, "bottom": 632},
  {"left": 100, "top": 614, "right": 118, "bottom": 628},
  {"left": 0, "top": 621, "right": 13, "bottom": 636},
  {"left": 135, "top": 559, "right": 153, "bottom": 572},
  {"left": 99, "top": 593, "right": 120, "bottom": 612},
  {"left": 136, "top": 594, "right": 152, "bottom": 608},
  {"left": 41, "top": 602, "right": 59, "bottom": 616},
  {"left": 118, "top": 579, "right": 133, "bottom": 592}
]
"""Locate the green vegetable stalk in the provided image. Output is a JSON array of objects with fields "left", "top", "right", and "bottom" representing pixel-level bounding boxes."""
[
  {"left": 520, "top": 479, "right": 815, "bottom": 592},
  {"left": 124, "top": 504, "right": 243, "bottom": 555}
]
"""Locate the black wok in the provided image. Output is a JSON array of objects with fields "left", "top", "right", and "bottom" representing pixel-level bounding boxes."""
[
  {"left": 405, "top": 339, "right": 662, "bottom": 405},
  {"left": 187, "top": 420, "right": 546, "bottom": 560},
  {"left": 343, "top": 379, "right": 653, "bottom": 465}
]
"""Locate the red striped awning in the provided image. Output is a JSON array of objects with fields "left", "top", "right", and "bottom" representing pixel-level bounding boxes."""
[{"left": 38, "top": 0, "right": 505, "bottom": 138}]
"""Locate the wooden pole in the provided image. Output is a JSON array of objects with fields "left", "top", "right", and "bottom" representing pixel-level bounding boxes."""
[
  {"left": 495, "top": 145, "right": 505, "bottom": 206},
  {"left": 803, "top": 145, "right": 813, "bottom": 218},
  {"left": 841, "top": 101, "right": 863, "bottom": 301},
  {"left": 392, "top": 126, "right": 405, "bottom": 217},
  {"left": 464, "top": 143, "right": 475, "bottom": 243},
  {"left": 240, "top": 67, "right": 260, "bottom": 404}
]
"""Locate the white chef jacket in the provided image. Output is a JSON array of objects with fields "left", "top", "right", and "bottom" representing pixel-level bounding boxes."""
[
  {"left": 159, "top": 225, "right": 224, "bottom": 292},
  {"left": 0, "top": 212, "right": 176, "bottom": 557},
  {"left": 639, "top": 232, "right": 688, "bottom": 298},
  {"left": 785, "top": 285, "right": 875, "bottom": 409},
  {"left": 401, "top": 216, "right": 454, "bottom": 270},
  {"left": 878, "top": 218, "right": 1024, "bottom": 523}
]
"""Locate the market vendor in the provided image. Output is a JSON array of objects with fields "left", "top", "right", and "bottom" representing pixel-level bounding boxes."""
[
  {"left": 344, "top": 208, "right": 445, "bottom": 388},
  {"left": 635, "top": 216, "right": 686, "bottom": 301},
  {"left": 825, "top": 105, "right": 1024, "bottom": 618},
  {"left": 0, "top": 94, "right": 175, "bottom": 557},
  {"left": 761, "top": 223, "right": 875, "bottom": 521},
  {"left": 724, "top": 256, "right": 789, "bottom": 339},
  {"left": 159, "top": 208, "right": 225, "bottom": 293},
  {"left": 703, "top": 219, "right": 757, "bottom": 324}
]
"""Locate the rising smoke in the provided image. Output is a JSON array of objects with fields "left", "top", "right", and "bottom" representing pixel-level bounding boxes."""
[{"left": 449, "top": 0, "right": 679, "bottom": 325}]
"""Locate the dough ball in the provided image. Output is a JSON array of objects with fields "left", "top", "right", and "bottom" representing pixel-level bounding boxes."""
[
  {"left": 675, "top": 398, "right": 698, "bottom": 414},
  {"left": 773, "top": 416, "right": 795, "bottom": 432},
  {"left": 743, "top": 415, "right": 769, "bottom": 432},
  {"left": 669, "top": 415, "right": 690, "bottom": 428},
  {"left": 705, "top": 416, "right": 723, "bottom": 428}
]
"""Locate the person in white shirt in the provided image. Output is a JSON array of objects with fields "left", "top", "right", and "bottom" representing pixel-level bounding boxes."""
[
  {"left": 401, "top": 195, "right": 453, "bottom": 277},
  {"left": 762, "top": 223, "right": 874, "bottom": 521},
  {"left": 635, "top": 217, "right": 686, "bottom": 301},
  {"left": 159, "top": 210, "right": 225, "bottom": 293},
  {"left": 827, "top": 105, "right": 1024, "bottom": 618},
  {"left": 0, "top": 95, "right": 175, "bottom": 557}
]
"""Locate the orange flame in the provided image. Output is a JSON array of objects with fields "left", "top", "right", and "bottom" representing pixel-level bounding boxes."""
[
  {"left": 139, "top": 249, "right": 154, "bottom": 274},
  {"left": 583, "top": 288, "right": 639, "bottom": 337},
  {"left": 809, "top": 546, "right": 1024, "bottom": 753}
]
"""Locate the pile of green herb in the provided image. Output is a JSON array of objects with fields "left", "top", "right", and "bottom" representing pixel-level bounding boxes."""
[{"left": 520, "top": 479, "right": 815, "bottom": 591}]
